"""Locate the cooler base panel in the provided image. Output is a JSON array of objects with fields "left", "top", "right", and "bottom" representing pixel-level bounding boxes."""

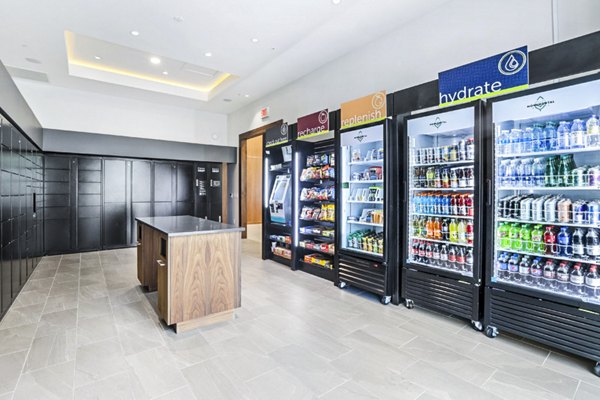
[
  {"left": 485, "top": 287, "right": 600, "bottom": 362},
  {"left": 402, "top": 268, "right": 480, "bottom": 321},
  {"left": 338, "top": 254, "right": 387, "bottom": 296}
]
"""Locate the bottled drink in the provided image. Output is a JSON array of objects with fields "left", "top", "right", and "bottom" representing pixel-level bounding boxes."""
[
  {"left": 521, "top": 159, "right": 533, "bottom": 186},
  {"left": 449, "top": 219, "right": 458, "bottom": 243},
  {"left": 458, "top": 194, "right": 466, "bottom": 216},
  {"left": 585, "top": 228, "right": 600, "bottom": 258},
  {"left": 557, "top": 198, "right": 572, "bottom": 223},
  {"left": 498, "top": 130, "right": 510, "bottom": 154},
  {"left": 412, "top": 240, "right": 420, "bottom": 261},
  {"left": 569, "top": 264, "right": 585, "bottom": 294},
  {"left": 451, "top": 195, "right": 459, "bottom": 216},
  {"left": 532, "top": 124, "right": 543, "bottom": 152},
  {"left": 434, "top": 168, "right": 441, "bottom": 188},
  {"left": 457, "top": 220, "right": 466, "bottom": 244},
  {"left": 441, "top": 218, "right": 449, "bottom": 241},
  {"left": 440, "top": 245, "right": 448, "bottom": 268},
  {"left": 543, "top": 260, "right": 558, "bottom": 290},
  {"left": 465, "top": 249, "right": 474, "bottom": 273},
  {"left": 557, "top": 154, "right": 573, "bottom": 187},
  {"left": 456, "top": 247, "right": 465, "bottom": 271},
  {"left": 557, "top": 121, "right": 571, "bottom": 150},
  {"left": 510, "top": 129, "right": 523, "bottom": 153},
  {"left": 458, "top": 168, "right": 466, "bottom": 188},
  {"left": 556, "top": 262, "right": 572, "bottom": 292},
  {"left": 426, "top": 167, "right": 435, "bottom": 188},
  {"left": 448, "top": 246, "right": 457, "bottom": 269},
  {"left": 545, "top": 156, "right": 559, "bottom": 187},
  {"left": 531, "top": 224, "right": 545, "bottom": 254},
  {"left": 532, "top": 158, "right": 545, "bottom": 187},
  {"left": 442, "top": 195, "right": 450, "bottom": 215},
  {"left": 441, "top": 168, "right": 450, "bottom": 188},
  {"left": 522, "top": 127, "right": 533, "bottom": 153},
  {"left": 520, "top": 197, "right": 533, "bottom": 221},
  {"left": 499, "top": 160, "right": 509, "bottom": 186},
  {"left": 425, "top": 217, "right": 433, "bottom": 238},
  {"left": 531, "top": 257, "right": 544, "bottom": 286},
  {"left": 508, "top": 253, "right": 521, "bottom": 281},
  {"left": 544, "top": 121, "right": 558, "bottom": 151},
  {"left": 450, "top": 169, "right": 458, "bottom": 188},
  {"left": 432, "top": 244, "right": 440, "bottom": 266},
  {"left": 585, "top": 265, "right": 600, "bottom": 298},
  {"left": 433, "top": 218, "right": 442, "bottom": 240},
  {"left": 544, "top": 196, "right": 558, "bottom": 223},
  {"left": 544, "top": 226, "right": 557, "bottom": 255},
  {"left": 498, "top": 222, "right": 510, "bottom": 249},
  {"left": 466, "top": 167, "right": 474, "bottom": 187},
  {"left": 572, "top": 228, "right": 585, "bottom": 258},
  {"left": 465, "top": 194, "right": 474, "bottom": 217},
  {"left": 418, "top": 240, "right": 426, "bottom": 260},
  {"left": 466, "top": 138, "right": 475, "bottom": 160},
  {"left": 586, "top": 115, "right": 600, "bottom": 147},
  {"left": 510, "top": 223, "right": 521, "bottom": 250},
  {"left": 519, "top": 256, "right": 532, "bottom": 284},
  {"left": 466, "top": 221, "right": 474, "bottom": 245},
  {"left": 570, "top": 119, "right": 586, "bottom": 149},
  {"left": 510, "top": 160, "right": 519, "bottom": 186},
  {"left": 519, "top": 224, "right": 532, "bottom": 252},
  {"left": 557, "top": 227, "right": 572, "bottom": 257},
  {"left": 497, "top": 252, "right": 509, "bottom": 280},
  {"left": 425, "top": 242, "right": 433, "bottom": 260},
  {"left": 532, "top": 196, "right": 545, "bottom": 221},
  {"left": 413, "top": 217, "right": 421, "bottom": 237}
]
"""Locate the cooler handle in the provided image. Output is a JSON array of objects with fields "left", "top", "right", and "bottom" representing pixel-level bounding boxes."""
[{"left": 486, "top": 179, "right": 492, "bottom": 206}]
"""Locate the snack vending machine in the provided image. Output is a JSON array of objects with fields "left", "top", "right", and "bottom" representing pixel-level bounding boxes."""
[{"left": 485, "top": 74, "right": 600, "bottom": 376}]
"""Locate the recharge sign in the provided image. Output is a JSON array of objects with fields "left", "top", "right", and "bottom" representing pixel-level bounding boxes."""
[{"left": 438, "top": 46, "right": 528, "bottom": 107}]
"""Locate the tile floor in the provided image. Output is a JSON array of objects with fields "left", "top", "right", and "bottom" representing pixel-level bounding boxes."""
[{"left": 0, "top": 239, "right": 599, "bottom": 399}]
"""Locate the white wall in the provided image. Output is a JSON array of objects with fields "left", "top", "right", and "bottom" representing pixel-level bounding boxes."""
[
  {"left": 15, "top": 79, "right": 229, "bottom": 146},
  {"left": 227, "top": 0, "right": 600, "bottom": 142}
]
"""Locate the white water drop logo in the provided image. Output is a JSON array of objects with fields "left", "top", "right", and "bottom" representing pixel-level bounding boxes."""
[{"left": 498, "top": 50, "right": 527, "bottom": 76}]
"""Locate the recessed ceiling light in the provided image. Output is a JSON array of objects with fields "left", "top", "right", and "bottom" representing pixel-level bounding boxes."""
[
  {"left": 173, "top": 16, "right": 184, "bottom": 22},
  {"left": 223, "top": 98, "right": 233, "bottom": 102},
  {"left": 25, "top": 57, "right": 41, "bottom": 64},
  {"left": 244, "top": 94, "right": 250, "bottom": 98},
  {"left": 94, "top": 56, "right": 102, "bottom": 60},
  {"left": 332, "top": 0, "right": 341, "bottom": 4},
  {"left": 204, "top": 52, "right": 212, "bottom": 57},
  {"left": 150, "top": 56, "right": 161, "bottom": 65},
  {"left": 251, "top": 38, "right": 259, "bottom": 43},
  {"left": 130, "top": 30, "right": 140, "bottom": 36},
  {"left": 162, "top": 71, "right": 169, "bottom": 75}
]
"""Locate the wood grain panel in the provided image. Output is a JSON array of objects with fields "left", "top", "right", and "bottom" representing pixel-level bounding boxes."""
[
  {"left": 157, "top": 251, "right": 169, "bottom": 324},
  {"left": 140, "top": 223, "right": 157, "bottom": 291},
  {"left": 169, "top": 231, "right": 241, "bottom": 325},
  {"left": 246, "top": 135, "right": 263, "bottom": 224}
]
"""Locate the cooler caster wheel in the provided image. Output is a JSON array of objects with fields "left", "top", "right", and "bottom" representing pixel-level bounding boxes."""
[
  {"left": 380, "top": 296, "right": 391, "bottom": 305},
  {"left": 593, "top": 362, "right": 600, "bottom": 377},
  {"left": 471, "top": 320, "right": 483, "bottom": 332},
  {"left": 405, "top": 299, "right": 415, "bottom": 309},
  {"left": 485, "top": 326, "right": 498, "bottom": 339},
  {"left": 338, "top": 281, "right": 347, "bottom": 289}
]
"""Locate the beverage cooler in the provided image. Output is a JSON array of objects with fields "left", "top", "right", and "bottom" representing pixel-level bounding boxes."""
[
  {"left": 485, "top": 74, "right": 600, "bottom": 376},
  {"left": 337, "top": 121, "right": 394, "bottom": 304},
  {"left": 402, "top": 103, "right": 484, "bottom": 329}
]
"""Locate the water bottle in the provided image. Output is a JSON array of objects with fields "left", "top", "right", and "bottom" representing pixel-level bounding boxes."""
[
  {"left": 532, "top": 124, "right": 543, "bottom": 152},
  {"left": 532, "top": 158, "right": 545, "bottom": 187},
  {"left": 587, "top": 115, "right": 600, "bottom": 147},
  {"left": 504, "top": 160, "right": 514, "bottom": 187},
  {"left": 557, "top": 121, "right": 570, "bottom": 150},
  {"left": 522, "top": 128, "right": 533, "bottom": 153},
  {"left": 544, "top": 122, "right": 558, "bottom": 151},
  {"left": 499, "top": 160, "right": 508, "bottom": 186},
  {"left": 510, "top": 160, "right": 519, "bottom": 187},
  {"left": 498, "top": 130, "right": 510, "bottom": 154},
  {"left": 510, "top": 129, "right": 523, "bottom": 154},
  {"left": 570, "top": 119, "right": 586, "bottom": 149},
  {"left": 521, "top": 159, "right": 532, "bottom": 187}
]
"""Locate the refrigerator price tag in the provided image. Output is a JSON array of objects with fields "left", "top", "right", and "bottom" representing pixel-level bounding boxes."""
[
  {"left": 212, "top": 168, "right": 220, "bottom": 173},
  {"left": 342, "top": 182, "right": 349, "bottom": 189}
]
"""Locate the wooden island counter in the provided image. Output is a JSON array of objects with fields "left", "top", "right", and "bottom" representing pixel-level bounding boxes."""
[{"left": 136, "top": 216, "right": 244, "bottom": 333}]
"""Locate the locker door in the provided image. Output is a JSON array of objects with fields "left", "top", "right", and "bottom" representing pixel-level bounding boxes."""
[
  {"left": 44, "top": 155, "right": 72, "bottom": 254},
  {"left": 103, "top": 159, "right": 129, "bottom": 248},
  {"left": 153, "top": 162, "right": 175, "bottom": 216},
  {"left": 77, "top": 157, "right": 102, "bottom": 251},
  {"left": 176, "top": 163, "right": 193, "bottom": 216},
  {"left": 207, "top": 163, "right": 222, "bottom": 222},
  {"left": 194, "top": 163, "right": 208, "bottom": 218},
  {"left": 131, "top": 160, "right": 152, "bottom": 245}
]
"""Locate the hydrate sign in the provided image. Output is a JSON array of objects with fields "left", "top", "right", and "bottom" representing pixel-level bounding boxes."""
[{"left": 438, "top": 46, "right": 528, "bottom": 107}]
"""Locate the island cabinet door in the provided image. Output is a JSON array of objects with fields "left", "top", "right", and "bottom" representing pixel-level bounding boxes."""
[
  {"left": 136, "top": 224, "right": 143, "bottom": 284},
  {"left": 139, "top": 224, "right": 158, "bottom": 291},
  {"left": 156, "top": 233, "right": 169, "bottom": 324}
]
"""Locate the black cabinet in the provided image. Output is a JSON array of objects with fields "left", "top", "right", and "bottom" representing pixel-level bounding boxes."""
[
  {"left": 153, "top": 161, "right": 175, "bottom": 216},
  {"left": 103, "top": 159, "right": 129, "bottom": 248},
  {"left": 207, "top": 163, "right": 223, "bottom": 222},
  {"left": 77, "top": 157, "right": 102, "bottom": 250},
  {"left": 130, "top": 160, "right": 152, "bottom": 246},
  {"left": 44, "top": 155, "right": 72, "bottom": 254}
]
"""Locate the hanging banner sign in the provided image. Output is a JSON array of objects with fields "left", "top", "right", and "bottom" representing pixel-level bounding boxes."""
[
  {"left": 265, "top": 123, "right": 289, "bottom": 147},
  {"left": 438, "top": 46, "right": 529, "bottom": 107},
  {"left": 340, "top": 91, "right": 387, "bottom": 129},
  {"left": 297, "top": 109, "right": 329, "bottom": 139}
]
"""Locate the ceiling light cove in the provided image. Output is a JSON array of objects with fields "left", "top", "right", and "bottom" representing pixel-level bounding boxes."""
[
  {"left": 63, "top": 31, "right": 235, "bottom": 102},
  {"left": 130, "top": 30, "right": 140, "bottom": 36},
  {"left": 204, "top": 52, "right": 212, "bottom": 57},
  {"left": 332, "top": 0, "right": 341, "bottom": 4},
  {"left": 251, "top": 38, "right": 259, "bottom": 43}
]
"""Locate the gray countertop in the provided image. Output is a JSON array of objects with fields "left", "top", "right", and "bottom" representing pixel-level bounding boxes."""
[{"left": 136, "top": 216, "right": 244, "bottom": 237}]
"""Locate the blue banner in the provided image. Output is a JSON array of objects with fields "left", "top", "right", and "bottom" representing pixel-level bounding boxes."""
[{"left": 438, "top": 46, "right": 528, "bottom": 106}]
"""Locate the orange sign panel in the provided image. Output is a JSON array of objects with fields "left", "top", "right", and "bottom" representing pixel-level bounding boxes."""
[{"left": 340, "top": 91, "right": 387, "bottom": 129}]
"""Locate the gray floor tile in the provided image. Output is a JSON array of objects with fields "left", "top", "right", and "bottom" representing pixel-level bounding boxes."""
[
  {"left": 183, "top": 359, "right": 251, "bottom": 400},
  {"left": 74, "top": 370, "right": 146, "bottom": 400},
  {"left": 126, "top": 347, "right": 187, "bottom": 398},
  {"left": 77, "top": 314, "right": 118, "bottom": 346},
  {"left": 35, "top": 309, "right": 78, "bottom": 338},
  {"left": 24, "top": 329, "right": 76, "bottom": 372},
  {"left": 13, "top": 360, "right": 74, "bottom": 400},
  {"left": 0, "top": 350, "right": 28, "bottom": 395},
  {"left": 0, "top": 323, "right": 37, "bottom": 356},
  {"left": 74, "top": 338, "right": 130, "bottom": 388},
  {"left": 574, "top": 381, "right": 600, "bottom": 400},
  {"left": 0, "top": 303, "right": 44, "bottom": 330},
  {"left": 482, "top": 370, "right": 570, "bottom": 400},
  {"left": 245, "top": 367, "right": 317, "bottom": 400}
]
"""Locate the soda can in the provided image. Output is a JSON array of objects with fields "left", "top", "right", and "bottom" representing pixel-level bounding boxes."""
[
  {"left": 589, "top": 167, "right": 600, "bottom": 187},
  {"left": 427, "top": 148, "right": 435, "bottom": 164},
  {"left": 589, "top": 201, "right": 600, "bottom": 225}
]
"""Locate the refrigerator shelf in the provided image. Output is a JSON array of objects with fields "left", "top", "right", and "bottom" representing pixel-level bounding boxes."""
[
  {"left": 495, "top": 247, "right": 600, "bottom": 265},
  {"left": 411, "top": 212, "right": 473, "bottom": 220},
  {"left": 410, "top": 188, "right": 474, "bottom": 192},
  {"left": 347, "top": 220, "right": 383, "bottom": 227},
  {"left": 347, "top": 200, "right": 384, "bottom": 205},
  {"left": 346, "top": 180, "right": 384, "bottom": 184},
  {"left": 348, "top": 159, "right": 384, "bottom": 166},
  {"left": 299, "top": 219, "right": 335, "bottom": 225},
  {"left": 410, "top": 236, "right": 473, "bottom": 248},
  {"left": 496, "top": 217, "right": 600, "bottom": 229},
  {"left": 496, "top": 146, "right": 600, "bottom": 159},
  {"left": 299, "top": 231, "right": 335, "bottom": 239},
  {"left": 412, "top": 160, "right": 474, "bottom": 168},
  {"left": 408, "top": 260, "right": 473, "bottom": 277},
  {"left": 490, "top": 277, "right": 600, "bottom": 305},
  {"left": 297, "top": 246, "right": 335, "bottom": 256},
  {"left": 345, "top": 247, "right": 383, "bottom": 258},
  {"left": 497, "top": 186, "right": 600, "bottom": 191}
]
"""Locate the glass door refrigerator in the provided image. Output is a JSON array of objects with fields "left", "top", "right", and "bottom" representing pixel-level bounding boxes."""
[
  {"left": 337, "top": 121, "right": 394, "bottom": 304},
  {"left": 485, "top": 74, "right": 600, "bottom": 376},
  {"left": 402, "top": 103, "right": 483, "bottom": 329}
]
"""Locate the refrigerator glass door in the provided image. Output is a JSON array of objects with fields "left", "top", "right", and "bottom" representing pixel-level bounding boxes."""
[
  {"left": 340, "top": 125, "right": 385, "bottom": 257},
  {"left": 491, "top": 78, "right": 600, "bottom": 305},
  {"left": 406, "top": 107, "right": 476, "bottom": 278}
]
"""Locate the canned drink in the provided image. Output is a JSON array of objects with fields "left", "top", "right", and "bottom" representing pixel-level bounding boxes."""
[
  {"left": 557, "top": 198, "right": 572, "bottom": 223},
  {"left": 544, "top": 196, "right": 558, "bottom": 222},
  {"left": 441, "top": 146, "right": 450, "bottom": 162},
  {"left": 573, "top": 201, "right": 588, "bottom": 224},
  {"left": 589, "top": 201, "right": 600, "bottom": 225},
  {"left": 589, "top": 166, "right": 600, "bottom": 187},
  {"left": 520, "top": 198, "right": 533, "bottom": 221}
]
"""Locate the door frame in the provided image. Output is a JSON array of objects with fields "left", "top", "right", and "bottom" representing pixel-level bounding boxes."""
[{"left": 238, "top": 120, "right": 282, "bottom": 239}]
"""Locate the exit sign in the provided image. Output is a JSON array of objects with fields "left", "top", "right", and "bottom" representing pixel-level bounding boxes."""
[{"left": 260, "top": 107, "right": 270, "bottom": 119}]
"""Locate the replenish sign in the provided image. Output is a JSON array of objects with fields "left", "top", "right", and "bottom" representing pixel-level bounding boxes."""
[
  {"left": 438, "top": 46, "right": 528, "bottom": 107},
  {"left": 297, "top": 109, "right": 329, "bottom": 139},
  {"left": 340, "top": 91, "right": 387, "bottom": 129}
]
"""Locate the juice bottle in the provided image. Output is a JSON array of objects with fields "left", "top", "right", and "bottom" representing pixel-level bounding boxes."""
[
  {"left": 498, "top": 222, "right": 510, "bottom": 249},
  {"left": 544, "top": 226, "right": 557, "bottom": 255},
  {"left": 426, "top": 217, "right": 434, "bottom": 239},
  {"left": 531, "top": 224, "right": 545, "bottom": 253},
  {"left": 449, "top": 219, "right": 458, "bottom": 243},
  {"left": 433, "top": 218, "right": 442, "bottom": 240},
  {"left": 457, "top": 220, "right": 466, "bottom": 244}
]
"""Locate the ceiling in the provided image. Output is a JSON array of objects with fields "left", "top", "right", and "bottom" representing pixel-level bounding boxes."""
[{"left": 0, "top": 0, "right": 448, "bottom": 114}]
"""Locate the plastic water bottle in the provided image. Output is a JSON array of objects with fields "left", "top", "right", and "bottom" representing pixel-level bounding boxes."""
[
  {"left": 587, "top": 115, "right": 600, "bottom": 147},
  {"left": 570, "top": 119, "right": 586, "bottom": 149},
  {"left": 499, "top": 160, "right": 508, "bottom": 185},
  {"left": 557, "top": 121, "right": 571, "bottom": 150},
  {"left": 544, "top": 122, "right": 558, "bottom": 151},
  {"left": 521, "top": 159, "right": 533, "bottom": 187},
  {"left": 509, "top": 160, "right": 519, "bottom": 186},
  {"left": 532, "top": 124, "right": 543, "bottom": 152},
  {"left": 510, "top": 129, "right": 523, "bottom": 154},
  {"left": 522, "top": 128, "right": 533, "bottom": 153},
  {"left": 498, "top": 130, "right": 510, "bottom": 154},
  {"left": 532, "top": 158, "right": 545, "bottom": 186}
]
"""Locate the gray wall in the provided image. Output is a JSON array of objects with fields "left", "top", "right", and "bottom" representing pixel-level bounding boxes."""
[
  {"left": 0, "top": 61, "right": 43, "bottom": 148},
  {"left": 43, "top": 129, "right": 236, "bottom": 163}
]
